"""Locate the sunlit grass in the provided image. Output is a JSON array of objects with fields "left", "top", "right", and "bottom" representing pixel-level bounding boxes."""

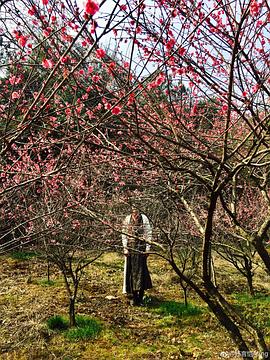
[
  {"left": 65, "top": 316, "right": 102, "bottom": 341},
  {"left": 47, "top": 315, "right": 102, "bottom": 341},
  {"left": 145, "top": 296, "right": 203, "bottom": 317}
]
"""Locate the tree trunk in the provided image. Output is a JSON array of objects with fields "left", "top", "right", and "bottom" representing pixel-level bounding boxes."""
[
  {"left": 183, "top": 287, "right": 188, "bottom": 307},
  {"left": 204, "top": 279, "right": 268, "bottom": 354},
  {"left": 206, "top": 298, "right": 253, "bottom": 359},
  {"left": 169, "top": 260, "right": 255, "bottom": 357},
  {"left": 244, "top": 257, "right": 255, "bottom": 296},
  {"left": 253, "top": 237, "right": 270, "bottom": 275},
  {"left": 69, "top": 297, "right": 76, "bottom": 327},
  {"left": 246, "top": 274, "right": 255, "bottom": 297}
]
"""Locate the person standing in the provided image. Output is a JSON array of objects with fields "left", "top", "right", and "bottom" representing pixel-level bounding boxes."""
[{"left": 122, "top": 208, "right": 153, "bottom": 306}]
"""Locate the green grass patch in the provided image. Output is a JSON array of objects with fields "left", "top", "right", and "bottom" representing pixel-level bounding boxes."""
[
  {"left": 146, "top": 296, "right": 202, "bottom": 317},
  {"left": 231, "top": 292, "right": 270, "bottom": 329},
  {"left": 10, "top": 251, "right": 37, "bottom": 261},
  {"left": 158, "top": 301, "right": 202, "bottom": 317},
  {"left": 65, "top": 316, "right": 102, "bottom": 341},
  {"left": 47, "top": 315, "right": 69, "bottom": 331},
  {"left": 47, "top": 315, "right": 102, "bottom": 341},
  {"left": 36, "top": 279, "right": 56, "bottom": 287},
  {"left": 233, "top": 292, "right": 270, "bottom": 304}
]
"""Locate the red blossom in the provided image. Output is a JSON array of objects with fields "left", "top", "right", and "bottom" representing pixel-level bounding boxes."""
[
  {"left": 111, "top": 106, "right": 122, "bottom": 115},
  {"left": 172, "top": 9, "right": 178, "bottom": 17},
  {"left": 61, "top": 56, "right": 69, "bottom": 63},
  {"left": 42, "top": 58, "right": 54, "bottom": 69},
  {"left": 92, "top": 75, "right": 100, "bottom": 82},
  {"left": 85, "top": 0, "right": 99, "bottom": 15},
  {"left": 18, "top": 35, "right": 28, "bottom": 47},
  {"left": 178, "top": 47, "right": 186, "bottom": 56},
  {"left": 166, "top": 38, "right": 176, "bottom": 51},
  {"left": 120, "top": 4, "right": 127, "bottom": 11},
  {"left": 28, "top": 6, "right": 37, "bottom": 15},
  {"left": 42, "top": 0, "right": 49, "bottom": 5},
  {"left": 96, "top": 48, "right": 106, "bottom": 59},
  {"left": 250, "top": 0, "right": 260, "bottom": 16},
  {"left": 87, "top": 65, "right": 94, "bottom": 73}
]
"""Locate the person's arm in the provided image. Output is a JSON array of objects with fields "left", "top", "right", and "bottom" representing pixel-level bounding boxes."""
[
  {"left": 143, "top": 215, "right": 152, "bottom": 252},
  {"left": 122, "top": 215, "right": 130, "bottom": 255}
]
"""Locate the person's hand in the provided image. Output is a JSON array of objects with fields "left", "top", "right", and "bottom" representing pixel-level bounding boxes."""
[{"left": 124, "top": 249, "right": 129, "bottom": 256}]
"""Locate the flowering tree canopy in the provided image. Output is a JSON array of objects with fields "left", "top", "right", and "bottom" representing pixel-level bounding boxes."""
[{"left": 0, "top": 0, "right": 270, "bottom": 356}]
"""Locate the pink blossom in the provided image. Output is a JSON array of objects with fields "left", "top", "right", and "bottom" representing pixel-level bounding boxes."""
[
  {"left": 104, "top": 102, "right": 112, "bottom": 110},
  {"left": 11, "top": 91, "right": 20, "bottom": 99},
  {"left": 111, "top": 106, "right": 122, "bottom": 115},
  {"left": 92, "top": 75, "right": 100, "bottom": 82},
  {"left": 252, "top": 84, "right": 260, "bottom": 93},
  {"left": 120, "top": 4, "right": 127, "bottom": 11},
  {"left": 96, "top": 48, "right": 106, "bottom": 59},
  {"left": 9, "top": 75, "right": 23, "bottom": 85},
  {"left": 155, "top": 73, "right": 165, "bottom": 86},
  {"left": 87, "top": 65, "right": 94, "bottom": 73},
  {"left": 42, "top": 58, "right": 54, "bottom": 69},
  {"left": 250, "top": 0, "right": 260, "bottom": 16},
  {"left": 222, "top": 104, "right": 228, "bottom": 111},
  {"left": 28, "top": 6, "right": 37, "bottom": 15},
  {"left": 178, "top": 47, "right": 186, "bottom": 56},
  {"left": 85, "top": 0, "right": 99, "bottom": 15},
  {"left": 166, "top": 38, "right": 176, "bottom": 51},
  {"left": 61, "top": 56, "right": 69, "bottom": 64},
  {"left": 43, "top": 27, "right": 52, "bottom": 37},
  {"left": 18, "top": 36, "right": 27, "bottom": 47},
  {"left": 42, "top": 0, "right": 49, "bottom": 5}
]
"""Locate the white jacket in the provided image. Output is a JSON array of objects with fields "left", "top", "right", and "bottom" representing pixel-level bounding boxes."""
[{"left": 122, "top": 214, "right": 152, "bottom": 252}]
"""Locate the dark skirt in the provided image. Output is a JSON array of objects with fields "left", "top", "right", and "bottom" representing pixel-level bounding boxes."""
[{"left": 124, "top": 254, "right": 152, "bottom": 293}]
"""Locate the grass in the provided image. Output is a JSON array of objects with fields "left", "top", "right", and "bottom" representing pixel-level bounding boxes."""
[
  {"left": 1, "top": 252, "right": 270, "bottom": 359},
  {"left": 47, "top": 315, "right": 69, "bottom": 331},
  {"left": 145, "top": 296, "right": 203, "bottom": 317},
  {"left": 231, "top": 292, "right": 270, "bottom": 329},
  {"left": 10, "top": 250, "right": 38, "bottom": 261},
  {"left": 232, "top": 292, "right": 270, "bottom": 304},
  {"left": 36, "top": 279, "right": 56, "bottom": 287},
  {"left": 47, "top": 315, "right": 102, "bottom": 341},
  {"left": 65, "top": 315, "right": 102, "bottom": 341}
]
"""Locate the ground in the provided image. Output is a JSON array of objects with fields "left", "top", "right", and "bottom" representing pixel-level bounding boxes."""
[{"left": 0, "top": 251, "right": 269, "bottom": 359}]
